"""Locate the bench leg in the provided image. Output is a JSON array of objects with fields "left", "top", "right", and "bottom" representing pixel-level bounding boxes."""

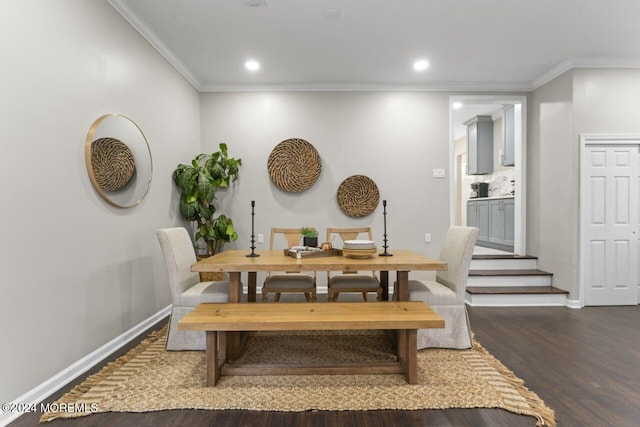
[
  {"left": 397, "top": 329, "right": 419, "bottom": 384},
  {"left": 228, "top": 272, "right": 242, "bottom": 359},
  {"left": 404, "top": 329, "right": 418, "bottom": 384},
  {"left": 397, "top": 329, "right": 406, "bottom": 365},
  {"left": 218, "top": 330, "right": 227, "bottom": 366},
  {"left": 206, "top": 331, "right": 220, "bottom": 386}
]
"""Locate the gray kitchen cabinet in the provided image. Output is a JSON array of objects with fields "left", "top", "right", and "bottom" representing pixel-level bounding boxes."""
[
  {"left": 468, "top": 197, "right": 514, "bottom": 251},
  {"left": 504, "top": 198, "right": 515, "bottom": 246},
  {"left": 465, "top": 115, "right": 493, "bottom": 175},
  {"left": 489, "top": 200, "right": 506, "bottom": 243},
  {"left": 466, "top": 199, "right": 489, "bottom": 242},
  {"left": 501, "top": 105, "right": 515, "bottom": 166}
]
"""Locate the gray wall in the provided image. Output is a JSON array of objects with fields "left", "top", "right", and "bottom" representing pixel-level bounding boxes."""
[
  {"left": 199, "top": 91, "right": 453, "bottom": 286},
  {"left": 0, "top": 0, "right": 198, "bottom": 402},
  {"left": 527, "top": 68, "right": 640, "bottom": 301},
  {"left": 527, "top": 71, "right": 575, "bottom": 297}
]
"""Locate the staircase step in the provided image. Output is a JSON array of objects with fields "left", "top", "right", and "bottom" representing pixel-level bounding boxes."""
[
  {"left": 472, "top": 254, "right": 537, "bottom": 260},
  {"left": 465, "top": 286, "right": 568, "bottom": 307},
  {"left": 467, "top": 269, "right": 553, "bottom": 287},
  {"left": 466, "top": 286, "right": 568, "bottom": 295},
  {"left": 471, "top": 254, "right": 539, "bottom": 271},
  {"left": 469, "top": 269, "right": 552, "bottom": 276}
]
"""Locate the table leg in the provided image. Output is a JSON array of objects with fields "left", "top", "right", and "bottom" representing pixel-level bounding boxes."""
[
  {"left": 396, "top": 270, "right": 409, "bottom": 363},
  {"left": 229, "top": 272, "right": 242, "bottom": 302},
  {"left": 206, "top": 331, "right": 220, "bottom": 386},
  {"left": 228, "top": 272, "right": 242, "bottom": 359},
  {"left": 405, "top": 329, "right": 418, "bottom": 384},
  {"left": 218, "top": 330, "right": 227, "bottom": 365},
  {"left": 380, "top": 270, "right": 389, "bottom": 301},
  {"left": 396, "top": 270, "right": 409, "bottom": 301},
  {"left": 247, "top": 271, "right": 257, "bottom": 302}
]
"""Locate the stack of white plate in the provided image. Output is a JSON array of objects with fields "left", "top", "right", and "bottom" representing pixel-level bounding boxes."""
[
  {"left": 342, "top": 240, "right": 377, "bottom": 258},
  {"left": 343, "top": 240, "right": 376, "bottom": 249}
]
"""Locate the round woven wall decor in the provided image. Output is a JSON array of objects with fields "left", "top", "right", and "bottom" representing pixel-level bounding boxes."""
[
  {"left": 267, "top": 138, "right": 321, "bottom": 192},
  {"left": 337, "top": 175, "right": 380, "bottom": 217},
  {"left": 90, "top": 137, "right": 136, "bottom": 192}
]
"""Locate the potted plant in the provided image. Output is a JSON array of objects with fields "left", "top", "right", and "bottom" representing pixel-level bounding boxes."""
[
  {"left": 301, "top": 227, "right": 318, "bottom": 248},
  {"left": 173, "top": 143, "right": 242, "bottom": 256}
]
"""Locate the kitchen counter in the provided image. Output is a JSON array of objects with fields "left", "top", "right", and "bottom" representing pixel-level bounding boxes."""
[{"left": 468, "top": 195, "right": 514, "bottom": 202}]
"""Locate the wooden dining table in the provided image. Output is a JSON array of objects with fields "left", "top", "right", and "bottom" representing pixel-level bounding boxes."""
[{"left": 192, "top": 249, "right": 447, "bottom": 358}]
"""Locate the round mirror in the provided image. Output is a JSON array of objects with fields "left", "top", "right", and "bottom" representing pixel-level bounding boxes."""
[{"left": 85, "top": 114, "right": 153, "bottom": 208}]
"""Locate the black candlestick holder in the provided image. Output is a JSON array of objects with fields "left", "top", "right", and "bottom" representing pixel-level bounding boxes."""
[
  {"left": 246, "top": 200, "right": 260, "bottom": 257},
  {"left": 379, "top": 199, "right": 393, "bottom": 256}
]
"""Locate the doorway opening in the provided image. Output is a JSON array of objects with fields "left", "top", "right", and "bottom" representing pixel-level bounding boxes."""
[{"left": 449, "top": 95, "right": 527, "bottom": 255}]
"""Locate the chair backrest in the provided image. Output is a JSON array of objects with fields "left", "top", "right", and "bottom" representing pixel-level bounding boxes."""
[
  {"left": 326, "top": 227, "right": 373, "bottom": 244},
  {"left": 269, "top": 227, "right": 317, "bottom": 277},
  {"left": 435, "top": 226, "right": 479, "bottom": 301},
  {"left": 269, "top": 227, "right": 306, "bottom": 250},
  {"left": 156, "top": 227, "right": 200, "bottom": 302},
  {"left": 326, "top": 227, "right": 376, "bottom": 277}
]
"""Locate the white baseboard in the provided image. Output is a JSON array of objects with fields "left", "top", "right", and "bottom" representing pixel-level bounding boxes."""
[
  {"left": 565, "top": 299, "right": 582, "bottom": 309},
  {"left": 1, "top": 305, "right": 171, "bottom": 427}
]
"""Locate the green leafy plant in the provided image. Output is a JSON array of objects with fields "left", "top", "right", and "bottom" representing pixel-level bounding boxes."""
[
  {"left": 301, "top": 227, "right": 319, "bottom": 247},
  {"left": 172, "top": 143, "right": 242, "bottom": 256},
  {"left": 301, "top": 227, "right": 318, "bottom": 238}
]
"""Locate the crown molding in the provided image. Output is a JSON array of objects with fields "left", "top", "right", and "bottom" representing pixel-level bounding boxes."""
[
  {"left": 209, "top": 58, "right": 640, "bottom": 93},
  {"left": 199, "top": 81, "right": 531, "bottom": 93},
  {"left": 108, "top": 0, "right": 202, "bottom": 90},
  {"left": 530, "top": 57, "right": 640, "bottom": 90}
]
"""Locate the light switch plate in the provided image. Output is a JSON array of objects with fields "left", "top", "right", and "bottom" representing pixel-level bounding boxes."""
[
  {"left": 257, "top": 234, "right": 264, "bottom": 243},
  {"left": 433, "top": 169, "right": 446, "bottom": 178}
]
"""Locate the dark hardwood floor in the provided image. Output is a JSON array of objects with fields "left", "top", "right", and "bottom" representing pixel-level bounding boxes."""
[{"left": 10, "top": 304, "right": 640, "bottom": 427}]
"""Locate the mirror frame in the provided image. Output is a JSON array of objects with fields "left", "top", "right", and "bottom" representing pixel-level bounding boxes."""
[{"left": 85, "top": 114, "right": 153, "bottom": 208}]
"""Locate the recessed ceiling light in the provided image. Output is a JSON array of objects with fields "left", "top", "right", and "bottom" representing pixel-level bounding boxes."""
[
  {"left": 245, "top": 60, "right": 260, "bottom": 71},
  {"left": 413, "top": 60, "right": 429, "bottom": 71},
  {"left": 452, "top": 102, "right": 463, "bottom": 109}
]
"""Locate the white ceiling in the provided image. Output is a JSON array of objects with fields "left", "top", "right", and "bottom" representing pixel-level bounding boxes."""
[
  {"left": 109, "top": 0, "right": 640, "bottom": 135},
  {"left": 111, "top": 0, "right": 640, "bottom": 93}
]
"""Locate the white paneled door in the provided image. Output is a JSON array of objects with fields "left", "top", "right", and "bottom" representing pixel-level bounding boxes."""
[{"left": 584, "top": 144, "right": 638, "bottom": 305}]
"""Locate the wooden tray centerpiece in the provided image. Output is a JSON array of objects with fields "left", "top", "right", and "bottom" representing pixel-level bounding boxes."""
[{"left": 284, "top": 247, "right": 343, "bottom": 259}]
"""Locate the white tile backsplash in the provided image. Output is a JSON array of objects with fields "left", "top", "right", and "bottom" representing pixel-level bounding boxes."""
[{"left": 488, "top": 169, "right": 515, "bottom": 197}]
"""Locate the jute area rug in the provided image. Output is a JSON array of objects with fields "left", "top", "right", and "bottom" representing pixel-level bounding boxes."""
[{"left": 40, "top": 326, "right": 555, "bottom": 426}]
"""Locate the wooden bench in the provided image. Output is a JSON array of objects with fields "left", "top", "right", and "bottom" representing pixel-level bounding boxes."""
[{"left": 178, "top": 301, "right": 444, "bottom": 386}]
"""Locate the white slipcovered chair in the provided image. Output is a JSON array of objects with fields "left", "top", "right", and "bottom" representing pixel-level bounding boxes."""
[
  {"left": 156, "top": 227, "right": 230, "bottom": 351},
  {"left": 403, "top": 226, "right": 478, "bottom": 349}
]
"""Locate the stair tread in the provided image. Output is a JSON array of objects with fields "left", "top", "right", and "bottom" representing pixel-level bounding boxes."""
[
  {"left": 472, "top": 254, "right": 538, "bottom": 260},
  {"left": 469, "top": 269, "right": 553, "bottom": 276},
  {"left": 466, "top": 286, "right": 568, "bottom": 295}
]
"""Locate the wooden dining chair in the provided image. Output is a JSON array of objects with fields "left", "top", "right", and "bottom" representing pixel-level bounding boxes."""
[
  {"left": 326, "top": 227, "right": 381, "bottom": 302},
  {"left": 262, "top": 227, "right": 317, "bottom": 302}
]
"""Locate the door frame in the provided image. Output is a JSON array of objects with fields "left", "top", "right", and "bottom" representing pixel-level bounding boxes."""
[
  {"left": 579, "top": 134, "right": 640, "bottom": 307},
  {"left": 449, "top": 95, "right": 527, "bottom": 255}
]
